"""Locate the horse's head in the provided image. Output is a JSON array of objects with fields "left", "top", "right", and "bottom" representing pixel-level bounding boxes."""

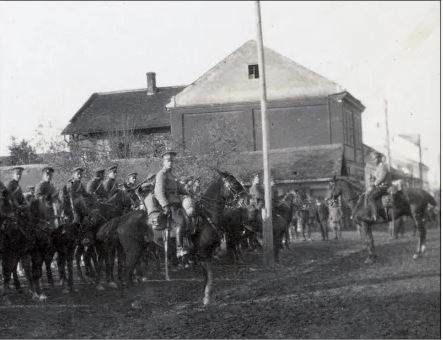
[
  {"left": 0, "top": 182, "right": 13, "bottom": 218},
  {"left": 216, "top": 170, "right": 247, "bottom": 202}
]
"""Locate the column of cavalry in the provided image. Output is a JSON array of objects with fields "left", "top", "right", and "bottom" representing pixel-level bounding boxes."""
[{"left": 0, "top": 150, "right": 287, "bottom": 306}]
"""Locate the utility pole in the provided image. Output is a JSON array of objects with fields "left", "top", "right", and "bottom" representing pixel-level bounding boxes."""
[
  {"left": 418, "top": 134, "right": 423, "bottom": 188},
  {"left": 255, "top": 0, "right": 274, "bottom": 268},
  {"left": 384, "top": 99, "right": 392, "bottom": 170}
]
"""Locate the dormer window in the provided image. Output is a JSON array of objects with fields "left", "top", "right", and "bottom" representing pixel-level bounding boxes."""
[{"left": 248, "top": 64, "right": 259, "bottom": 79}]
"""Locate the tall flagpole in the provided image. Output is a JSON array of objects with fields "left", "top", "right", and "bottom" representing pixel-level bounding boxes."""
[{"left": 255, "top": 0, "right": 274, "bottom": 268}]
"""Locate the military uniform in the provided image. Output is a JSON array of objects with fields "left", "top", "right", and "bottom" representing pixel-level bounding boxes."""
[
  {"left": 7, "top": 179, "right": 25, "bottom": 207},
  {"left": 367, "top": 158, "right": 391, "bottom": 220},
  {"left": 35, "top": 181, "right": 57, "bottom": 201},
  {"left": 154, "top": 167, "right": 189, "bottom": 254},
  {"left": 86, "top": 177, "right": 106, "bottom": 200},
  {"left": 123, "top": 182, "right": 140, "bottom": 209}
]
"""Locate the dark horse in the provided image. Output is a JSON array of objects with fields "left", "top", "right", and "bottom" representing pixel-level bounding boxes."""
[
  {"left": 107, "top": 170, "right": 246, "bottom": 305},
  {"left": 329, "top": 177, "right": 437, "bottom": 263}
]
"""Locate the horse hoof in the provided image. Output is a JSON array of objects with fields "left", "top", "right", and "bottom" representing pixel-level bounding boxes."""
[
  {"left": 364, "top": 257, "right": 376, "bottom": 265},
  {"left": 420, "top": 245, "right": 426, "bottom": 254},
  {"left": 96, "top": 284, "right": 105, "bottom": 291},
  {"left": 413, "top": 253, "right": 420, "bottom": 260},
  {"left": 38, "top": 294, "right": 47, "bottom": 302},
  {"left": 32, "top": 292, "right": 40, "bottom": 301},
  {"left": 203, "top": 297, "right": 210, "bottom": 306}
]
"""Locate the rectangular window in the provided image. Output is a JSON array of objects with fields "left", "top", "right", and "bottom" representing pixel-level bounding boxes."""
[
  {"left": 248, "top": 64, "right": 259, "bottom": 79},
  {"left": 344, "top": 110, "right": 354, "bottom": 146}
]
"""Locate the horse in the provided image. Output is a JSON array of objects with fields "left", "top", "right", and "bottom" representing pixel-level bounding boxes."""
[
  {"left": 114, "top": 170, "right": 246, "bottom": 305},
  {"left": 244, "top": 202, "right": 287, "bottom": 263},
  {"left": 329, "top": 177, "right": 437, "bottom": 262}
]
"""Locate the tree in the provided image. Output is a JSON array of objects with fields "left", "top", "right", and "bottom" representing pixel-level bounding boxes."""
[{"left": 8, "top": 137, "right": 40, "bottom": 165}]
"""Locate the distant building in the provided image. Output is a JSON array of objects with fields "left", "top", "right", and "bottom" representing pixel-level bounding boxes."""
[
  {"left": 62, "top": 73, "right": 184, "bottom": 158},
  {"left": 167, "top": 40, "right": 366, "bottom": 196}
]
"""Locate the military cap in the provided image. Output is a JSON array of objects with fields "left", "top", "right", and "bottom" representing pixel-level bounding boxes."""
[
  {"left": 107, "top": 165, "right": 118, "bottom": 172},
  {"left": 12, "top": 166, "right": 24, "bottom": 172},
  {"left": 42, "top": 166, "right": 55, "bottom": 174},
  {"left": 72, "top": 167, "right": 84, "bottom": 173},
  {"left": 127, "top": 172, "right": 138, "bottom": 178},
  {"left": 94, "top": 168, "right": 105, "bottom": 176},
  {"left": 161, "top": 149, "right": 177, "bottom": 158},
  {"left": 370, "top": 151, "right": 383, "bottom": 159}
]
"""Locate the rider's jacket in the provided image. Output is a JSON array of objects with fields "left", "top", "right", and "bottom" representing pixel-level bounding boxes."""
[
  {"left": 35, "top": 180, "right": 57, "bottom": 200},
  {"left": 86, "top": 177, "right": 107, "bottom": 199},
  {"left": 154, "top": 168, "right": 187, "bottom": 208},
  {"left": 66, "top": 179, "right": 87, "bottom": 200},
  {"left": 373, "top": 162, "right": 391, "bottom": 187},
  {"left": 103, "top": 177, "right": 118, "bottom": 198},
  {"left": 7, "top": 179, "right": 25, "bottom": 206},
  {"left": 123, "top": 182, "right": 139, "bottom": 208}
]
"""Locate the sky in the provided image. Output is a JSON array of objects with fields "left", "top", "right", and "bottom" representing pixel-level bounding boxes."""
[{"left": 0, "top": 1, "right": 440, "bottom": 185}]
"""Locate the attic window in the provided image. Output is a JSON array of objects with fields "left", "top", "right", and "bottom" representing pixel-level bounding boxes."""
[{"left": 248, "top": 64, "right": 259, "bottom": 79}]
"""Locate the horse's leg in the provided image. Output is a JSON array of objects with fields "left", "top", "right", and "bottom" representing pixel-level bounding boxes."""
[
  {"left": 67, "top": 245, "right": 76, "bottom": 292},
  {"left": 20, "top": 256, "right": 34, "bottom": 294},
  {"left": 57, "top": 251, "right": 67, "bottom": 288},
  {"left": 75, "top": 244, "right": 86, "bottom": 282},
  {"left": 106, "top": 245, "right": 117, "bottom": 288},
  {"left": 412, "top": 212, "right": 427, "bottom": 259},
  {"left": 31, "top": 250, "right": 46, "bottom": 301},
  {"left": 201, "top": 259, "right": 213, "bottom": 306},
  {"left": 362, "top": 222, "right": 376, "bottom": 264},
  {"left": 94, "top": 243, "right": 106, "bottom": 290},
  {"left": 12, "top": 261, "right": 21, "bottom": 291},
  {"left": 45, "top": 251, "right": 55, "bottom": 287},
  {"left": 116, "top": 243, "right": 125, "bottom": 288},
  {"left": 124, "top": 243, "right": 143, "bottom": 286}
]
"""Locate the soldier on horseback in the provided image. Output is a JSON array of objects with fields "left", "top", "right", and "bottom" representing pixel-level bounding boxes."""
[
  {"left": 123, "top": 172, "right": 140, "bottom": 210},
  {"left": 35, "top": 167, "right": 57, "bottom": 202},
  {"left": 62, "top": 167, "right": 88, "bottom": 223},
  {"left": 154, "top": 150, "right": 190, "bottom": 258},
  {"left": 7, "top": 166, "right": 27, "bottom": 210},
  {"left": 366, "top": 151, "right": 391, "bottom": 221},
  {"left": 86, "top": 168, "right": 107, "bottom": 201},
  {"left": 103, "top": 165, "right": 119, "bottom": 199}
]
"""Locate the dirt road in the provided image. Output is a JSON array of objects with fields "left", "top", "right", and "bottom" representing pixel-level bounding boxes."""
[{"left": 0, "top": 228, "right": 440, "bottom": 338}]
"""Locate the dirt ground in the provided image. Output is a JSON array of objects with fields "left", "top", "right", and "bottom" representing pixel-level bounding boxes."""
[{"left": 0, "top": 226, "right": 440, "bottom": 339}]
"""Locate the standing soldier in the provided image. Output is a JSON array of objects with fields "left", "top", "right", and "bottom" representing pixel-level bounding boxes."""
[
  {"left": 154, "top": 150, "right": 189, "bottom": 258},
  {"left": 7, "top": 166, "right": 26, "bottom": 209},
  {"left": 103, "top": 165, "right": 119, "bottom": 199},
  {"left": 123, "top": 172, "right": 140, "bottom": 210},
  {"left": 86, "top": 168, "right": 106, "bottom": 201},
  {"left": 306, "top": 193, "right": 316, "bottom": 242},
  {"left": 315, "top": 197, "right": 329, "bottom": 241}
]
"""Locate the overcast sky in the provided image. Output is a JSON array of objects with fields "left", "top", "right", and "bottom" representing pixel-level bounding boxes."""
[{"left": 0, "top": 1, "right": 440, "bottom": 184}]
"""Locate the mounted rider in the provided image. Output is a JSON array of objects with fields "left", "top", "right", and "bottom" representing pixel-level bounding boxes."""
[
  {"left": 6, "top": 166, "right": 27, "bottom": 210},
  {"left": 61, "top": 167, "right": 88, "bottom": 223},
  {"left": 86, "top": 168, "right": 107, "bottom": 201},
  {"left": 249, "top": 173, "right": 264, "bottom": 209},
  {"left": 35, "top": 166, "right": 59, "bottom": 227},
  {"left": 154, "top": 150, "right": 190, "bottom": 258},
  {"left": 103, "top": 165, "right": 119, "bottom": 200},
  {"left": 123, "top": 172, "right": 140, "bottom": 210},
  {"left": 366, "top": 151, "right": 392, "bottom": 221}
]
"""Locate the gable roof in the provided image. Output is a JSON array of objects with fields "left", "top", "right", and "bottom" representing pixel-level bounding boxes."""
[
  {"left": 225, "top": 144, "right": 346, "bottom": 182},
  {"left": 62, "top": 86, "right": 185, "bottom": 135},
  {"left": 169, "top": 40, "right": 345, "bottom": 107}
]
